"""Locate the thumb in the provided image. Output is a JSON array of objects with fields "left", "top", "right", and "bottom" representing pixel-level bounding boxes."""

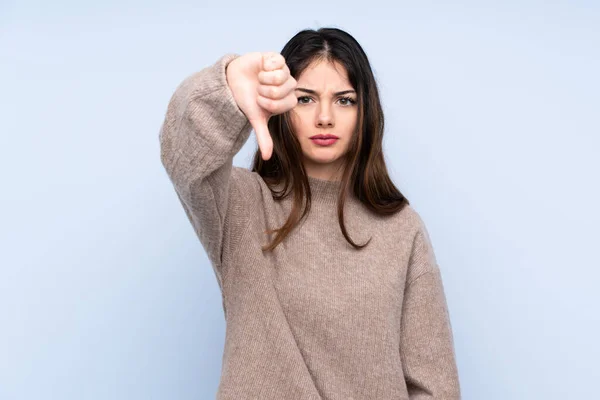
[{"left": 249, "top": 117, "right": 273, "bottom": 161}]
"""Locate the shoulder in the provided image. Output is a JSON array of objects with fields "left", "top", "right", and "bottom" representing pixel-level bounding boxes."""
[
  {"left": 397, "top": 204, "right": 435, "bottom": 250},
  {"left": 395, "top": 205, "right": 440, "bottom": 280},
  {"left": 383, "top": 203, "right": 437, "bottom": 262},
  {"left": 381, "top": 203, "right": 430, "bottom": 241}
]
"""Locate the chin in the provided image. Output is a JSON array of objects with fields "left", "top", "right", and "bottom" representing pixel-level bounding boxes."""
[
  {"left": 307, "top": 154, "right": 342, "bottom": 165},
  {"left": 301, "top": 141, "right": 347, "bottom": 164}
]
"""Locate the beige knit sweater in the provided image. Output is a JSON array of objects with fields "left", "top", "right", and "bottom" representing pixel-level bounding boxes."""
[{"left": 159, "top": 53, "right": 461, "bottom": 399}]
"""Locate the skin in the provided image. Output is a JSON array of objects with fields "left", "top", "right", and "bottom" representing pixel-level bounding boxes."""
[
  {"left": 289, "top": 59, "right": 358, "bottom": 181},
  {"left": 227, "top": 52, "right": 297, "bottom": 162},
  {"left": 227, "top": 52, "right": 357, "bottom": 182}
]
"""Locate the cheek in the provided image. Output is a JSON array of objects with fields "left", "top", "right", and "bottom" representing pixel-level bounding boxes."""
[
  {"left": 290, "top": 111, "right": 309, "bottom": 135},
  {"left": 341, "top": 112, "right": 358, "bottom": 135}
]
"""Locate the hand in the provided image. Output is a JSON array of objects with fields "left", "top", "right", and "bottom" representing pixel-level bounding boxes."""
[{"left": 226, "top": 52, "right": 297, "bottom": 160}]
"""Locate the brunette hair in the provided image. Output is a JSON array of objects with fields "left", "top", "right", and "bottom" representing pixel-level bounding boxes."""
[{"left": 252, "top": 27, "right": 409, "bottom": 252}]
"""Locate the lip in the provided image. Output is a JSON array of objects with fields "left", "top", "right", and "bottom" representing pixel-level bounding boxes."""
[{"left": 310, "top": 134, "right": 339, "bottom": 139}]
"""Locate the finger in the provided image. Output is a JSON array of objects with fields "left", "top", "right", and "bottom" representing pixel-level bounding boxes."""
[
  {"left": 283, "top": 92, "right": 299, "bottom": 111},
  {"left": 262, "top": 53, "right": 285, "bottom": 72},
  {"left": 257, "top": 95, "right": 281, "bottom": 115},
  {"left": 257, "top": 77, "right": 298, "bottom": 100},
  {"left": 257, "top": 93, "right": 298, "bottom": 116},
  {"left": 249, "top": 118, "right": 273, "bottom": 160},
  {"left": 258, "top": 69, "right": 288, "bottom": 86}
]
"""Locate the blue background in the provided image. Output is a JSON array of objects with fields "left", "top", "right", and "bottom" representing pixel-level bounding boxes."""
[{"left": 1, "top": 1, "right": 599, "bottom": 399}]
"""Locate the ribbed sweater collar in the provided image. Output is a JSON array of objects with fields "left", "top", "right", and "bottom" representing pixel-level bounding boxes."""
[{"left": 307, "top": 175, "right": 343, "bottom": 206}]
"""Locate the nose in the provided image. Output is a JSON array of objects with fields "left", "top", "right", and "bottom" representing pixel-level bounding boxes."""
[{"left": 316, "top": 103, "right": 334, "bottom": 128}]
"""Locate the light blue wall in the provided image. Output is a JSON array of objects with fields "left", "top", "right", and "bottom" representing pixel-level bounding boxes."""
[{"left": 1, "top": 1, "right": 598, "bottom": 399}]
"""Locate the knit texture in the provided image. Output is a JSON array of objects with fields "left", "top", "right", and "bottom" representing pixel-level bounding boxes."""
[{"left": 159, "top": 53, "right": 461, "bottom": 399}]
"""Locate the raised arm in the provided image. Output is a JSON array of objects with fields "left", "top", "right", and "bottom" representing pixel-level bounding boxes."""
[
  {"left": 158, "top": 53, "right": 253, "bottom": 286},
  {"left": 158, "top": 52, "right": 297, "bottom": 288}
]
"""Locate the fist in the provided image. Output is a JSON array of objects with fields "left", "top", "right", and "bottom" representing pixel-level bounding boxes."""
[{"left": 226, "top": 52, "right": 298, "bottom": 160}]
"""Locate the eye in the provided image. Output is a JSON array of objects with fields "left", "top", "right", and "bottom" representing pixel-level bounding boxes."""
[
  {"left": 337, "top": 96, "right": 357, "bottom": 106},
  {"left": 297, "top": 95, "right": 357, "bottom": 106},
  {"left": 297, "top": 96, "right": 313, "bottom": 104}
]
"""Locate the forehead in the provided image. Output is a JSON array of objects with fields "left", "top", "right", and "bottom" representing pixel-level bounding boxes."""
[{"left": 296, "top": 59, "right": 351, "bottom": 88}]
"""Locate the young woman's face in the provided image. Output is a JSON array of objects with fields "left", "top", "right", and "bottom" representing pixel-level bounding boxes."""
[{"left": 289, "top": 59, "right": 358, "bottom": 181}]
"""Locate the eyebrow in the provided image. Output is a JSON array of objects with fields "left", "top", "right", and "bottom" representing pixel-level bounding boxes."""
[{"left": 295, "top": 88, "right": 356, "bottom": 96}]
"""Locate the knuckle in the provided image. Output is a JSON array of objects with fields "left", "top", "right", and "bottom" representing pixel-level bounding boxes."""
[
  {"left": 288, "top": 96, "right": 297, "bottom": 108},
  {"left": 263, "top": 72, "right": 273, "bottom": 84},
  {"left": 288, "top": 78, "right": 297, "bottom": 90},
  {"left": 263, "top": 98, "right": 275, "bottom": 112},
  {"left": 276, "top": 70, "right": 285, "bottom": 84}
]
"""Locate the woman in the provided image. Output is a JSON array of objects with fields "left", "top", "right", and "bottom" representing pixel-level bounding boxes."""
[{"left": 159, "top": 27, "right": 461, "bottom": 399}]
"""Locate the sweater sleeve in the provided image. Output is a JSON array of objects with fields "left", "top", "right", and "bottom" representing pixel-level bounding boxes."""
[
  {"left": 399, "top": 221, "right": 462, "bottom": 399},
  {"left": 158, "top": 53, "right": 254, "bottom": 287}
]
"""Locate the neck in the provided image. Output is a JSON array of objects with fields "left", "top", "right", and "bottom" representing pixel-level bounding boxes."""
[
  {"left": 303, "top": 160, "right": 345, "bottom": 182},
  {"left": 306, "top": 175, "right": 343, "bottom": 206}
]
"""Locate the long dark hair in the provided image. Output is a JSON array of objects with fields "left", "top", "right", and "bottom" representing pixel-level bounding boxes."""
[{"left": 252, "top": 27, "right": 409, "bottom": 252}]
